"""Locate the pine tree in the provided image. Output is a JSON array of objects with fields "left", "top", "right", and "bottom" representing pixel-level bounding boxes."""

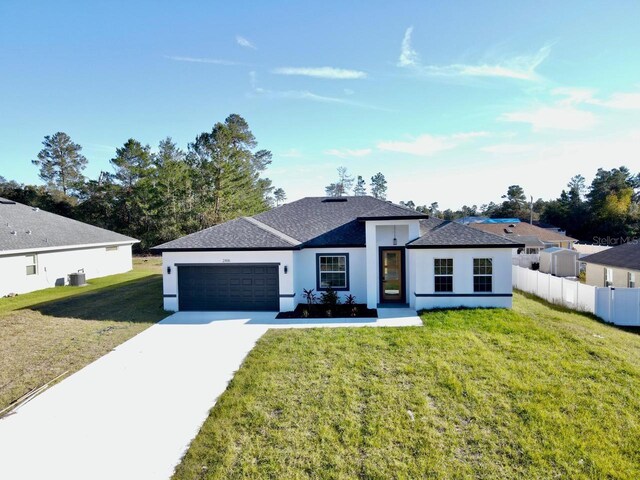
[{"left": 32, "top": 132, "right": 87, "bottom": 195}]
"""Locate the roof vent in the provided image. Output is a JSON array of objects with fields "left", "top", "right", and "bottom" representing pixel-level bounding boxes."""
[
  {"left": 322, "top": 198, "right": 347, "bottom": 203},
  {"left": 509, "top": 224, "right": 516, "bottom": 227},
  {"left": 26, "top": 230, "right": 32, "bottom": 235},
  {"left": 504, "top": 228, "right": 513, "bottom": 234},
  {"left": 32, "top": 207, "right": 40, "bottom": 212},
  {"left": 10, "top": 230, "right": 17, "bottom": 235}
]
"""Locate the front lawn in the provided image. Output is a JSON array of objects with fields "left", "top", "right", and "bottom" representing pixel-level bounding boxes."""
[
  {"left": 174, "top": 292, "right": 640, "bottom": 479},
  {"left": 0, "top": 257, "right": 165, "bottom": 411}
]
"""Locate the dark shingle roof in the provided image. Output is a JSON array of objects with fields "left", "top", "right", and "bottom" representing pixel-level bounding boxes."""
[
  {"left": 408, "top": 219, "right": 524, "bottom": 248},
  {"left": 153, "top": 196, "right": 519, "bottom": 251},
  {"left": 581, "top": 242, "right": 640, "bottom": 270},
  {"left": 253, "top": 196, "right": 426, "bottom": 245},
  {"left": 153, "top": 217, "right": 297, "bottom": 250},
  {"left": 0, "top": 197, "right": 137, "bottom": 253}
]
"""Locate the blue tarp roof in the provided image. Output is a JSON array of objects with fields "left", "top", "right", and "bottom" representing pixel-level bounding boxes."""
[{"left": 481, "top": 218, "right": 521, "bottom": 224}]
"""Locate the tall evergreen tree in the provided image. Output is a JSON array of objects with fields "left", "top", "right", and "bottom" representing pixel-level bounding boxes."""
[
  {"left": 273, "top": 188, "right": 287, "bottom": 206},
  {"left": 188, "top": 114, "right": 272, "bottom": 226},
  {"left": 353, "top": 175, "right": 366, "bottom": 196},
  {"left": 32, "top": 132, "right": 87, "bottom": 195},
  {"left": 370, "top": 172, "right": 387, "bottom": 200}
]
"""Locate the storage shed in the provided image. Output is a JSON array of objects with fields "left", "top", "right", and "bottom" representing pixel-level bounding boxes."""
[{"left": 539, "top": 247, "right": 579, "bottom": 277}]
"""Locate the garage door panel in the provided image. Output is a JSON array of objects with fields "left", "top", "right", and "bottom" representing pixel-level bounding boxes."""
[{"left": 178, "top": 265, "right": 279, "bottom": 311}]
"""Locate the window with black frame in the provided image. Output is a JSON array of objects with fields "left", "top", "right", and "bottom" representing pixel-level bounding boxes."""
[
  {"left": 317, "top": 254, "right": 348, "bottom": 290},
  {"left": 473, "top": 258, "right": 492, "bottom": 292},
  {"left": 434, "top": 258, "right": 453, "bottom": 292}
]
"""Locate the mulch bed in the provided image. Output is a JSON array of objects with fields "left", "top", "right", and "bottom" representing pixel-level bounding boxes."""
[{"left": 276, "top": 303, "right": 377, "bottom": 319}]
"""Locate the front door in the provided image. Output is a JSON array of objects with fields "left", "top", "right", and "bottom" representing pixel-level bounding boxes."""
[{"left": 380, "top": 248, "right": 405, "bottom": 303}]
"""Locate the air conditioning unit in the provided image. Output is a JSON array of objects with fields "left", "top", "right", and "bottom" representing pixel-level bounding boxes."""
[{"left": 69, "top": 272, "right": 87, "bottom": 286}]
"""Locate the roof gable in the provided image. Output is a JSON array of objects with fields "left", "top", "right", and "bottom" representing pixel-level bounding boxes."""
[
  {"left": 0, "top": 197, "right": 137, "bottom": 253},
  {"left": 408, "top": 219, "right": 523, "bottom": 248}
]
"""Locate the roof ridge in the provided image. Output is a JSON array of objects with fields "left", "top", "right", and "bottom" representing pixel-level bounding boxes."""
[{"left": 243, "top": 216, "right": 301, "bottom": 246}]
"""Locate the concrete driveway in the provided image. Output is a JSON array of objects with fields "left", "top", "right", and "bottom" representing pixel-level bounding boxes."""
[{"left": 0, "top": 309, "right": 421, "bottom": 480}]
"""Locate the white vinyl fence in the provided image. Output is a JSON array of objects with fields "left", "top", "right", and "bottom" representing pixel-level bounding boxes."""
[{"left": 512, "top": 266, "right": 640, "bottom": 326}]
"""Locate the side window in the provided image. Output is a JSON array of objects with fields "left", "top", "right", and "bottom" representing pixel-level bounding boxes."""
[
  {"left": 473, "top": 258, "right": 492, "bottom": 292},
  {"left": 317, "top": 254, "right": 348, "bottom": 290},
  {"left": 628, "top": 272, "right": 636, "bottom": 288},
  {"left": 604, "top": 268, "right": 613, "bottom": 287},
  {"left": 26, "top": 254, "right": 38, "bottom": 275},
  {"left": 434, "top": 258, "right": 453, "bottom": 292}
]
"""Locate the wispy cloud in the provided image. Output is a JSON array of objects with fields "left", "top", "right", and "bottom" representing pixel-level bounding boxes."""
[
  {"left": 165, "top": 55, "right": 244, "bottom": 66},
  {"left": 553, "top": 87, "right": 640, "bottom": 110},
  {"left": 397, "top": 27, "right": 550, "bottom": 81},
  {"left": 324, "top": 148, "right": 373, "bottom": 159},
  {"left": 236, "top": 35, "right": 256, "bottom": 50},
  {"left": 501, "top": 106, "right": 598, "bottom": 131},
  {"left": 398, "top": 26, "right": 419, "bottom": 67},
  {"left": 377, "top": 132, "right": 487, "bottom": 156},
  {"left": 480, "top": 143, "right": 536, "bottom": 155},
  {"left": 272, "top": 67, "right": 367, "bottom": 80}
]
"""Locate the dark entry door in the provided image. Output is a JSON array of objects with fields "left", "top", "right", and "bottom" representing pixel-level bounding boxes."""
[
  {"left": 178, "top": 265, "right": 279, "bottom": 311},
  {"left": 380, "top": 249, "right": 405, "bottom": 303}
]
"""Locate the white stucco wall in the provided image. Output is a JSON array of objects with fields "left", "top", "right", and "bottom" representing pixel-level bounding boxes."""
[
  {"left": 293, "top": 247, "right": 367, "bottom": 305},
  {"left": 161, "top": 250, "right": 295, "bottom": 312},
  {"left": 0, "top": 244, "right": 134, "bottom": 297},
  {"left": 409, "top": 248, "right": 514, "bottom": 310}
]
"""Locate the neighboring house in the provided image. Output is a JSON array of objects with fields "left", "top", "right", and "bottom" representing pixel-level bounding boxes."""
[
  {"left": 0, "top": 197, "right": 138, "bottom": 296},
  {"left": 581, "top": 241, "right": 640, "bottom": 288},
  {"left": 153, "top": 196, "right": 522, "bottom": 312},
  {"left": 470, "top": 220, "right": 576, "bottom": 251}
]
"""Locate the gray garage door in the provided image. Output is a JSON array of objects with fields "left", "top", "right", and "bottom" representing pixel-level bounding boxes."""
[{"left": 178, "top": 264, "right": 279, "bottom": 311}]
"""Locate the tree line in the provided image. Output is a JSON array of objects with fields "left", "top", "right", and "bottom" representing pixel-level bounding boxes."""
[
  {"left": 397, "top": 168, "right": 640, "bottom": 244},
  {"left": 0, "top": 114, "right": 285, "bottom": 250}
]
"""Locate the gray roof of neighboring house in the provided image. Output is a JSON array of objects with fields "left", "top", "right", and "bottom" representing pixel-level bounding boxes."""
[
  {"left": 580, "top": 241, "right": 640, "bottom": 271},
  {"left": 407, "top": 218, "right": 524, "bottom": 248},
  {"left": 0, "top": 197, "right": 137, "bottom": 253},
  {"left": 153, "top": 196, "right": 521, "bottom": 251}
]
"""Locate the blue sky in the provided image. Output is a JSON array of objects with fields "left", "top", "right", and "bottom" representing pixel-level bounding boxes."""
[{"left": 1, "top": 0, "right": 640, "bottom": 208}]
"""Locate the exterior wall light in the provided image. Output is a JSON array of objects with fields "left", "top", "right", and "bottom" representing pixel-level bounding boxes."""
[
  {"left": 167, "top": 266, "right": 172, "bottom": 275},
  {"left": 284, "top": 265, "right": 288, "bottom": 274}
]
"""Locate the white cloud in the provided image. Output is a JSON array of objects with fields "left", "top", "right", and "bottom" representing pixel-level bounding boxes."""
[
  {"left": 481, "top": 143, "right": 536, "bottom": 154},
  {"left": 377, "top": 132, "right": 487, "bottom": 156},
  {"left": 165, "top": 55, "right": 244, "bottom": 66},
  {"left": 324, "top": 148, "right": 373, "bottom": 159},
  {"left": 343, "top": 88, "right": 355, "bottom": 95},
  {"left": 398, "top": 26, "right": 419, "bottom": 67},
  {"left": 553, "top": 87, "right": 640, "bottom": 110},
  {"left": 249, "top": 87, "right": 381, "bottom": 109},
  {"left": 501, "top": 106, "right": 598, "bottom": 131},
  {"left": 396, "top": 28, "right": 550, "bottom": 81},
  {"left": 236, "top": 35, "right": 256, "bottom": 49},
  {"left": 272, "top": 67, "right": 367, "bottom": 80}
]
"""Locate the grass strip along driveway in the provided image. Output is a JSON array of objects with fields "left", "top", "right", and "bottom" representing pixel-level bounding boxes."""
[
  {"left": 175, "top": 292, "right": 640, "bottom": 479},
  {"left": 0, "top": 258, "right": 165, "bottom": 411}
]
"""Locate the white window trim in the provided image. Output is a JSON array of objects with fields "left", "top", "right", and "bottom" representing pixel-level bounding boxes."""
[
  {"left": 473, "top": 257, "right": 493, "bottom": 293},
  {"left": 26, "top": 254, "right": 38, "bottom": 276},
  {"left": 434, "top": 258, "right": 453, "bottom": 292},
  {"left": 605, "top": 268, "right": 613, "bottom": 287},
  {"left": 316, "top": 254, "right": 349, "bottom": 291}
]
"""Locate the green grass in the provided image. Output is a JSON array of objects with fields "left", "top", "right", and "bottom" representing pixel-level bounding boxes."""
[
  {"left": 174, "top": 292, "right": 640, "bottom": 479},
  {"left": 0, "top": 257, "right": 165, "bottom": 411}
]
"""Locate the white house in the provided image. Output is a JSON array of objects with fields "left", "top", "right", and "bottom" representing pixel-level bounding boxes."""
[
  {"left": 153, "top": 196, "right": 522, "bottom": 312},
  {"left": 0, "top": 197, "right": 138, "bottom": 296}
]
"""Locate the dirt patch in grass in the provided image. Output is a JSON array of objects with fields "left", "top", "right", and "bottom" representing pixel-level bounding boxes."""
[{"left": 174, "top": 292, "right": 640, "bottom": 479}]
